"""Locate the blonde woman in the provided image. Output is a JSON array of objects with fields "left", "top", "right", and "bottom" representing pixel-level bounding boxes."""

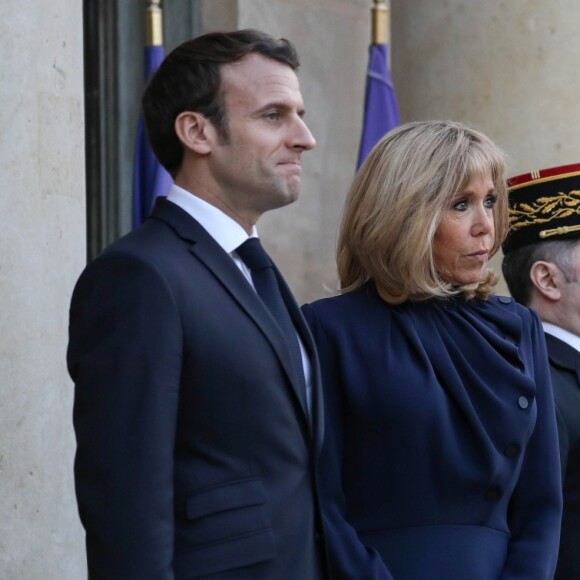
[{"left": 303, "top": 121, "right": 562, "bottom": 579}]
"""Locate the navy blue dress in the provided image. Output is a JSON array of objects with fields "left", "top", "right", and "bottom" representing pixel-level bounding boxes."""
[{"left": 303, "top": 281, "right": 562, "bottom": 579}]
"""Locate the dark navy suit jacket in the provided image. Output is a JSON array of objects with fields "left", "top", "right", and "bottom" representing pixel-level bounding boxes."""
[
  {"left": 303, "top": 282, "right": 562, "bottom": 580},
  {"left": 68, "top": 199, "right": 326, "bottom": 579},
  {"left": 545, "top": 333, "right": 580, "bottom": 580}
]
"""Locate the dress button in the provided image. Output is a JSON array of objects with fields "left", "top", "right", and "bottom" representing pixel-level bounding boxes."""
[
  {"left": 498, "top": 296, "right": 512, "bottom": 304},
  {"left": 505, "top": 444, "right": 520, "bottom": 458},
  {"left": 518, "top": 396, "right": 529, "bottom": 409},
  {"left": 485, "top": 487, "right": 501, "bottom": 502}
]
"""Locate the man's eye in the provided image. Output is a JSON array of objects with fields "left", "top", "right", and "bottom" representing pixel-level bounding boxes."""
[{"left": 265, "top": 112, "right": 280, "bottom": 121}]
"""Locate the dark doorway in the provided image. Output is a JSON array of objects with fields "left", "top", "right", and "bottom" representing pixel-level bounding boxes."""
[{"left": 82, "top": 0, "right": 200, "bottom": 260}]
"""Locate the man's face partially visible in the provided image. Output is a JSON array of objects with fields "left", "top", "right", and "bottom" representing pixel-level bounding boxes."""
[{"left": 206, "top": 53, "right": 316, "bottom": 229}]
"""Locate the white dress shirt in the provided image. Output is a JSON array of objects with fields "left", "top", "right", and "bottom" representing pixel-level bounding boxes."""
[
  {"left": 542, "top": 321, "right": 580, "bottom": 355},
  {"left": 166, "top": 184, "right": 312, "bottom": 413}
]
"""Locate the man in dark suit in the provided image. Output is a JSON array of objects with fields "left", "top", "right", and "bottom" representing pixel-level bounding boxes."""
[
  {"left": 502, "top": 163, "right": 580, "bottom": 580},
  {"left": 67, "top": 29, "right": 326, "bottom": 579}
]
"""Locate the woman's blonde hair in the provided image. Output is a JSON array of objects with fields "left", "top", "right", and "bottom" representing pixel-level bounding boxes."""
[{"left": 338, "top": 120, "right": 508, "bottom": 303}]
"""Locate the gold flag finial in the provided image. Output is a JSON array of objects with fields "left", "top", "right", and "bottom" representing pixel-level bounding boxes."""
[
  {"left": 146, "top": 0, "right": 164, "bottom": 47},
  {"left": 372, "top": 0, "right": 390, "bottom": 45}
]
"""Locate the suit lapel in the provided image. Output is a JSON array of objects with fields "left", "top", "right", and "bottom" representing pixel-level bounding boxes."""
[
  {"left": 150, "top": 199, "right": 313, "bottom": 430},
  {"left": 274, "top": 266, "right": 324, "bottom": 451}
]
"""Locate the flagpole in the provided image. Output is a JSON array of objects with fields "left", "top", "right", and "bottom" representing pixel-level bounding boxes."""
[
  {"left": 372, "top": 0, "right": 392, "bottom": 71},
  {"left": 356, "top": 0, "right": 400, "bottom": 168},
  {"left": 133, "top": 0, "right": 172, "bottom": 228},
  {"left": 146, "top": 0, "right": 164, "bottom": 47},
  {"left": 372, "top": 0, "right": 389, "bottom": 45}
]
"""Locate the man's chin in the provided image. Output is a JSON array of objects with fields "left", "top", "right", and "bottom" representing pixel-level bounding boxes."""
[
  {"left": 274, "top": 181, "right": 301, "bottom": 206},
  {"left": 257, "top": 179, "right": 302, "bottom": 213}
]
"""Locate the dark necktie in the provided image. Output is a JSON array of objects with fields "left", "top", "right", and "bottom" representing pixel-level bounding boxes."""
[{"left": 236, "top": 238, "right": 308, "bottom": 410}]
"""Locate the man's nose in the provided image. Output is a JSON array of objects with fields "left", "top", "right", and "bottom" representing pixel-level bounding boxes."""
[{"left": 291, "top": 116, "right": 316, "bottom": 151}]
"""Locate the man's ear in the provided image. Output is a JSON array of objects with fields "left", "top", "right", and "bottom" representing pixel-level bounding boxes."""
[
  {"left": 530, "top": 260, "right": 562, "bottom": 302},
  {"left": 174, "top": 111, "right": 214, "bottom": 155}
]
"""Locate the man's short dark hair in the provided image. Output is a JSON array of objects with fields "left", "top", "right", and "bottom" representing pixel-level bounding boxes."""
[
  {"left": 142, "top": 29, "right": 300, "bottom": 177},
  {"left": 502, "top": 239, "right": 580, "bottom": 305}
]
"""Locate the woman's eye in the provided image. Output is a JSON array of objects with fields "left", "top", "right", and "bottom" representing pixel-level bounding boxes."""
[
  {"left": 453, "top": 200, "right": 468, "bottom": 211},
  {"left": 484, "top": 195, "right": 498, "bottom": 208}
]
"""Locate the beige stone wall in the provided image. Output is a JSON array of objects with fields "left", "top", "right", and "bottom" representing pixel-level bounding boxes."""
[
  {"left": 0, "top": 1, "right": 86, "bottom": 578},
  {"left": 392, "top": 0, "right": 580, "bottom": 293}
]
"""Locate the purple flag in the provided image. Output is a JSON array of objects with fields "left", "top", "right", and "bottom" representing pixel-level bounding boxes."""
[
  {"left": 356, "top": 43, "right": 400, "bottom": 169},
  {"left": 132, "top": 45, "right": 172, "bottom": 228}
]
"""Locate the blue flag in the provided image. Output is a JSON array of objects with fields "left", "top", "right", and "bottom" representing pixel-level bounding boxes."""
[
  {"left": 356, "top": 43, "right": 400, "bottom": 169},
  {"left": 132, "top": 45, "right": 172, "bottom": 228}
]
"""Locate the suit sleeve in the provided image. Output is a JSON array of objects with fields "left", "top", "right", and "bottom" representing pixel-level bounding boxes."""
[
  {"left": 501, "top": 310, "right": 563, "bottom": 579},
  {"left": 67, "top": 251, "right": 182, "bottom": 579},
  {"left": 302, "top": 304, "right": 394, "bottom": 580}
]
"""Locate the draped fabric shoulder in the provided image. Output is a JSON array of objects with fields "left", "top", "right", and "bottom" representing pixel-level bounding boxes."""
[{"left": 302, "top": 281, "right": 562, "bottom": 580}]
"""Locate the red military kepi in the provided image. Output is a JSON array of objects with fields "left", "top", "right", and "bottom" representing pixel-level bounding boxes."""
[{"left": 504, "top": 162, "right": 580, "bottom": 254}]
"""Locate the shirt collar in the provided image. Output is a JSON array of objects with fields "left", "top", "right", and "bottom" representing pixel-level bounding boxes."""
[
  {"left": 166, "top": 184, "right": 257, "bottom": 253},
  {"left": 542, "top": 321, "right": 580, "bottom": 355}
]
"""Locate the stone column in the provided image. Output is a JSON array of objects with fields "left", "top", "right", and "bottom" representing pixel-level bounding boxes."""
[
  {"left": 392, "top": 0, "right": 580, "bottom": 291},
  {"left": 0, "top": 2, "right": 86, "bottom": 577}
]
